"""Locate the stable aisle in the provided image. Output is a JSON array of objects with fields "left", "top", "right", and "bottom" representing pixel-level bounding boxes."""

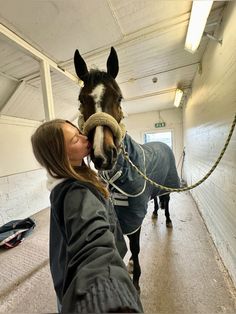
[
  {"left": 0, "top": 192, "right": 235, "bottom": 313},
  {"left": 138, "top": 192, "right": 236, "bottom": 313}
]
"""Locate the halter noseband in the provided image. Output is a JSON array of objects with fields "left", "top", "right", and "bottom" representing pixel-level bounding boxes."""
[{"left": 78, "top": 112, "right": 126, "bottom": 145}]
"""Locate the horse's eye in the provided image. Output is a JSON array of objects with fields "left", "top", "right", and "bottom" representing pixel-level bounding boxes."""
[{"left": 118, "top": 96, "right": 122, "bottom": 103}]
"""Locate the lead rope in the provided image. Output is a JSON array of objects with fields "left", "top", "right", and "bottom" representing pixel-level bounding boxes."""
[{"left": 120, "top": 113, "right": 236, "bottom": 193}]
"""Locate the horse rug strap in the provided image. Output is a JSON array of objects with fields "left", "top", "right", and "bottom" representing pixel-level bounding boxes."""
[
  {"left": 111, "top": 192, "right": 129, "bottom": 207},
  {"left": 101, "top": 170, "right": 129, "bottom": 206},
  {"left": 103, "top": 170, "right": 123, "bottom": 184}
]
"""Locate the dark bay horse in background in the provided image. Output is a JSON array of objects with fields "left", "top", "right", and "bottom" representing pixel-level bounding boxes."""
[{"left": 74, "top": 47, "right": 180, "bottom": 292}]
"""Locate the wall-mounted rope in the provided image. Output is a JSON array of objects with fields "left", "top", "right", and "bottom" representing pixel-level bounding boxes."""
[{"left": 120, "top": 113, "right": 236, "bottom": 193}]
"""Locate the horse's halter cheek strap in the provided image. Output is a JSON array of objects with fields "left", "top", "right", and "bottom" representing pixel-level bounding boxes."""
[{"left": 79, "top": 112, "right": 126, "bottom": 145}]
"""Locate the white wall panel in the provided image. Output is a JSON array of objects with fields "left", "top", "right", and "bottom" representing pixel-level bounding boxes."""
[
  {"left": 0, "top": 116, "right": 50, "bottom": 224},
  {"left": 0, "top": 115, "right": 41, "bottom": 176},
  {"left": 183, "top": 2, "right": 236, "bottom": 286},
  {"left": 0, "top": 168, "right": 49, "bottom": 225}
]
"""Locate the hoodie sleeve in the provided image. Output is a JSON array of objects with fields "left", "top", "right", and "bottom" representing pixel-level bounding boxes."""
[{"left": 61, "top": 184, "right": 143, "bottom": 313}]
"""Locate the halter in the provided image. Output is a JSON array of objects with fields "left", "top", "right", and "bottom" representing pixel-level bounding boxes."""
[
  {"left": 78, "top": 111, "right": 147, "bottom": 197},
  {"left": 78, "top": 112, "right": 126, "bottom": 146}
]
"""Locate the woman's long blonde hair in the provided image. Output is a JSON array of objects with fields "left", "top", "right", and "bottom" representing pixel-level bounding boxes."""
[{"left": 31, "top": 119, "right": 109, "bottom": 198}]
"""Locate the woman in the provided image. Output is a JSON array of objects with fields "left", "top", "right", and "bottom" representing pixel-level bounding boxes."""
[{"left": 31, "top": 119, "right": 143, "bottom": 313}]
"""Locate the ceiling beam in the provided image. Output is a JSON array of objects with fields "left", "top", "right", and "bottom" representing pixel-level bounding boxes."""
[
  {"left": 0, "top": 23, "right": 79, "bottom": 84},
  {"left": 40, "top": 60, "right": 55, "bottom": 121}
]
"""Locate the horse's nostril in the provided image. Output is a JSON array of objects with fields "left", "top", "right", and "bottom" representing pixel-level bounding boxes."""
[
  {"left": 94, "top": 157, "right": 105, "bottom": 169},
  {"left": 106, "top": 147, "right": 117, "bottom": 164}
]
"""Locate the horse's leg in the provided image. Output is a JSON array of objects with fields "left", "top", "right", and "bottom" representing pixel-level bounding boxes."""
[
  {"left": 159, "top": 195, "right": 165, "bottom": 209},
  {"left": 127, "top": 255, "right": 133, "bottom": 274},
  {"left": 127, "top": 227, "right": 141, "bottom": 292},
  {"left": 152, "top": 197, "right": 159, "bottom": 219},
  {"left": 160, "top": 194, "right": 172, "bottom": 228}
]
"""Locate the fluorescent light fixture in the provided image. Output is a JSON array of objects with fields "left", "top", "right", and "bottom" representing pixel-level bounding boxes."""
[
  {"left": 174, "top": 89, "right": 183, "bottom": 107},
  {"left": 185, "top": 0, "right": 214, "bottom": 53}
]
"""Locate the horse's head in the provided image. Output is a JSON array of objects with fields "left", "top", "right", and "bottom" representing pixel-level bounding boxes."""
[{"left": 74, "top": 47, "right": 124, "bottom": 170}]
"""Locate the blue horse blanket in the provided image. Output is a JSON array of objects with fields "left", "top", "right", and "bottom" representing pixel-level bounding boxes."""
[{"left": 101, "top": 133, "right": 180, "bottom": 234}]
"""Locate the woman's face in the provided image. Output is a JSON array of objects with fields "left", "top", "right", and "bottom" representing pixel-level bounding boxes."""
[{"left": 62, "top": 122, "right": 91, "bottom": 166}]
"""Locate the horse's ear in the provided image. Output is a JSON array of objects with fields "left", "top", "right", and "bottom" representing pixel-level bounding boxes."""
[
  {"left": 107, "top": 47, "right": 119, "bottom": 79},
  {"left": 74, "top": 49, "right": 89, "bottom": 81}
]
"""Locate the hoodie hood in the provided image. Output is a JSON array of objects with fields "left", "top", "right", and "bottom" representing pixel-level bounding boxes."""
[{"left": 46, "top": 172, "right": 67, "bottom": 192}]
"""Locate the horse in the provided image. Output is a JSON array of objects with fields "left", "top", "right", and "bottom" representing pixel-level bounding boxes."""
[
  {"left": 151, "top": 195, "right": 172, "bottom": 225},
  {"left": 73, "top": 47, "right": 180, "bottom": 292}
]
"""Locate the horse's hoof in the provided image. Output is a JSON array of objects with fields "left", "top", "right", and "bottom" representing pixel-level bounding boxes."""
[
  {"left": 152, "top": 213, "right": 158, "bottom": 220},
  {"left": 166, "top": 221, "right": 173, "bottom": 228},
  {"left": 135, "top": 285, "right": 141, "bottom": 295},
  {"left": 127, "top": 260, "right": 134, "bottom": 274}
]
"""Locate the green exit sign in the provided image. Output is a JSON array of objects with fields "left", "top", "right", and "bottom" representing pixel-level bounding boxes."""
[{"left": 155, "top": 122, "right": 166, "bottom": 128}]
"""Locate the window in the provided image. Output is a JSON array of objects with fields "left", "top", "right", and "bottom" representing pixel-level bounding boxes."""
[{"left": 144, "top": 131, "right": 172, "bottom": 149}]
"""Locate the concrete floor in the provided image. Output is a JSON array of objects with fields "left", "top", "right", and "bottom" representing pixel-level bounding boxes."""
[{"left": 0, "top": 192, "right": 236, "bottom": 313}]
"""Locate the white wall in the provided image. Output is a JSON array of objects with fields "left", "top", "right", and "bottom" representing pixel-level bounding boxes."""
[
  {"left": 0, "top": 115, "right": 49, "bottom": 223},
  {"left": 0, "top": 115, "right": 40, "bottom": 176},
  {"left": 0, "top": 169, "right": 49, "bottom": 225},
  {"left": 183, "top": 2, "right": 236, "bottom": 286},
  {"left": 124, "top": 108, "right": 183, "bottom": 176}
]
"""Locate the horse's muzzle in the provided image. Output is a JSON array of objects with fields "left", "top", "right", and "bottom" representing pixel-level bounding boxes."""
[{"left": 92, "top": 146, "right": 118, "bottom": 170}]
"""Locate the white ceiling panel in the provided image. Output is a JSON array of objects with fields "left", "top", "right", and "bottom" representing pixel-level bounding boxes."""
[
  {"left": 0, "top": 36, "right": 39, "bottom": 79},
  {"left": 1, "top": 83, "right": 44, "bottom": 120},
  {"left": 0, "top": 76, "right": 18, "bottom": 110},
  {"left": 110, "top": 0, "right": 192, "bottom": 35},
  {"left": 122, "top": 91, "right": 176, "bottom": 115},
  {"left": 0, "top": 0, "right": 123, "bottom": 61},
  {"left": 120, "top": 62, "right": 198, "bottom": 100}
]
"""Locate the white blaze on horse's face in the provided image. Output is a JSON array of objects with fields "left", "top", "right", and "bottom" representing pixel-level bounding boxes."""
[{"left": 90, "top": 84, "right": 107, "bottom": 163}]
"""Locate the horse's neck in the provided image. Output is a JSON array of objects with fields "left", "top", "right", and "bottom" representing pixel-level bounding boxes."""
[
  {"left": 122, "top": 133, "right": 144, "bottom": 160},
  {"left": 110, "top": 133, "right": 145, "bottom": 174}
]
